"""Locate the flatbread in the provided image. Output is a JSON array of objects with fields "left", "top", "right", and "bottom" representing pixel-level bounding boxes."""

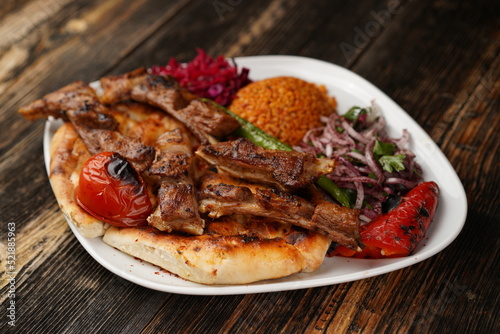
[
  {"left": 103, "top": 218, "right": 330, "bottom": 285},
  {"left": 48, "top": 102, "right": 184, "bottom": 237},
  {"left": 48, "top": 102, "right": 331, "bottom": 285},
  {"left": 50, "top": 122, "right": 109, "bottom": 238}
]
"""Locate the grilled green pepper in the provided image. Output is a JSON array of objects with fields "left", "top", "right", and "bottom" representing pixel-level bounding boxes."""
[{"left": 204, "top": 99, "right": 353, "bottom": 208}]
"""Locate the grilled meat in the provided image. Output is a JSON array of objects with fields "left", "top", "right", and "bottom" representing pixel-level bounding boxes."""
[
  {"left": 18, "top": 81, "right": 109, "bottom": 122},
  {"left": 147, "top": 128, "right": 204, "bottom": 235},
  {"left": 197, "top": 171, "right": 258, "bottom": 219},
  {"left": 130, "top": 74, "right": 195, "bottom": 111},
  {"left": 99, "top": 68, "right": 148, "bottom": 104},
  {"left": 100, "top": 69, "right": 195, "bottom": 106},
  {"left": 149, "top": 128, "right": 193, "bottom": 178},
  {"left": 171, "top": 99, "right": 241, "bottom": 143},
  {"left": 99, "top": 70, "right": 240, "bottom": 144},
  {"left": 19, "top": 68, "right": 362, "bottom": 250},
  {"left": 196, "top": 138, "right": 335, "bottom": 192},
  {"left": 311, "top": 202, "right": 363, "bottom": 251},
  {"left": 18, "top": 81, "right": 154, "bottom": 172},
  {"left": 198, "top": 171, "right": 362, "bottom": 250},
  {"left": 148, "top": 182, "right": 203, "bottom": 235},
  {"left": 68, "top": 126, "right": 154, "bottom": 172}
]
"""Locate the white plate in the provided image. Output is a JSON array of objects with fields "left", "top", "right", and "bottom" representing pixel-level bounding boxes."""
[{"left": 43, "top": 55, "right": 467, "bottom": 295}]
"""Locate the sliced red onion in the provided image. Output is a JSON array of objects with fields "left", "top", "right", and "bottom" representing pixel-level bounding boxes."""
[
  {"left": 359, "top": 214, "right": 372, "bottom": 223},
  {"left": 341, "top": 120, "right": 371, "bottom": 144},
  {"left": 328, "top": 175, "right": 380, "bottom": 184},
  {"left": 394, "top": 129, "right": 410, "bottom": 150},
  {"left": 354, "top": 181, "right": 364, "bottom": 209},
  {"left": 346, "top": 151, "right": 367, "bottom": 164},
  {"left": 300, "top": 105, "right": 423, "bottom": 222},
  {"left": 362, "top": 116, "right": 386, "bottom": 138},
  {"left": 385, "top": 177, "right": 419, "bottom": 189},
  {"left": 365, "top": 139, "right": 384, "bottom": 181}
]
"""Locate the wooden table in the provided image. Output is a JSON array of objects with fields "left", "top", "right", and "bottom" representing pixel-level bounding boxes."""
[{"left": 1, "top": 0, "right": 498, "bottom": 333}]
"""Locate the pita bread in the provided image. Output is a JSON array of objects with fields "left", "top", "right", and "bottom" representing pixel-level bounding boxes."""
[
  {"left": 48, "top": 102, "right": 331, "bottom": 285},
  {"left": 49, "top": 122, "right": 109, "bottom": 238},
  {"left": 103, "top": 218, "right": 330, "bottom": 285}
]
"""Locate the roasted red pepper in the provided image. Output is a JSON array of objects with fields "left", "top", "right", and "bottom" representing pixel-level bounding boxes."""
[{"left": 332, "top": 181, "right": 439, "bottom": 258}]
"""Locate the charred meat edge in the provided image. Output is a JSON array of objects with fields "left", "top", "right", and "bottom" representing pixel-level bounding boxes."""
[
  {"left": 198, "top": 171, "right": 363, "bottom": 250},
  {"left": 100, "top": 70, "right": 240, "bottom": 144},
  {"left": 147, "top": 128, "right": 204, "bottom": 235},
  {"left": 18, "top": 81, "right": 154, "bottom": 172},
  {"left": 196, "top": 138, "right": 335, "bottom": 192}
]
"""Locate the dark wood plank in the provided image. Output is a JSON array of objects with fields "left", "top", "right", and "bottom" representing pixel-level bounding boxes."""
[
  {"left": 109, "top": 0, "right": 391, "bottom": 73},
  {"left": 107, "top": 3, "right": 498, "bottom": 333},
  {"left": 352, "top": 0, "right": 498, "bottom": 133},
  {"left": 0, "top": 0, "right": 32, "bottom": 21},
  {"left": 0, "top": 0, "right": 194, "bottom": 275},
  {"left": 0, "top": 0, "right": 498, "bottom": 333},
  {"left": 3, "top": 232, "right": 171, "bottom": 333},
  {"left": 0, "top": 0, "right": 191, "bottom": 127},
  {"left": 335, "top": 1, "right": 500, "bottom": 333},
  {"left": 0, "top": 2, "right": 199, "bottom": 333}
]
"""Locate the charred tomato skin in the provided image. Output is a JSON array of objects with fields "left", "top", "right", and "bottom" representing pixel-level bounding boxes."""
[
  {"left": 75, "top": 152, "right": 152, "bottom": 227},
  {"left": 332, "top": 181, "right": 439, "bottom": 258}
]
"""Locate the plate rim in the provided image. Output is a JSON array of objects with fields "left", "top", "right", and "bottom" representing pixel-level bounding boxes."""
[{"left": 43, "top": 54, "right": 467, "bottom": 295}]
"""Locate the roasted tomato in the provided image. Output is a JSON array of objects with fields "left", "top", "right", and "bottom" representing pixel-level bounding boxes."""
[
  {"left": 75, "top": 152, "right": 152, "bottom": 227},
  {"left": 332, "top": 181, "right": 439, "bottom": 258}
]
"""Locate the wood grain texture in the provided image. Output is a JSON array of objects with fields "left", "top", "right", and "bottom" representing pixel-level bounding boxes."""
[{"left": 0, "top": 0, "right": 498, "bottom": 333}]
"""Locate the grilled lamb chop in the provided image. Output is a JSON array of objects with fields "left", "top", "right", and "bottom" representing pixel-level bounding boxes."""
[
  {"left": 99, "top": 68, "right": 195, "bottom": 107},
  {"left": 147, "top": 128, "right": 204, "bottom": 235},
  {"left": 148, "top": 128, "right": 193, "bottom": 178},
  {"left": 68, "top": 126, "right": 154, "bottom": 172},
  {"left": 198, "top": 171, "right": 363, "bottom": 250},
  {"left": 196, "top": 138, "right": 336, "bottom": 192},
  {"left": 99, "top": 70, "right": 240, "bottom": 144},
  {"left": 99, "top": 68, "right": 149, "bottom": 104},
  {"left": 197, "top": 171, "right": 266, "bottom": 218},
  {"left": 310, "top": 202, "right": 363, "bottom": 251},
  {"left": 18, "top": 81, "right": 154, "bottom": 172},
  {"left": 18, "top": 81, "right": 109, "bottom": 122},
  {"left": 170, "top": 99, "right": 241, "bottom": 143}
]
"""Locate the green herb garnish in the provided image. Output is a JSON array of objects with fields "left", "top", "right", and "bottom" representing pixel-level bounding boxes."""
[
  {"left": 373, "top": 139, "right": 395, "bottom": 157},
  {"left": 379, "top": 154, "right": 406, "bottom": 173},
  {"left": 343, "top": 106, "right": 370, "bottom": 122}
]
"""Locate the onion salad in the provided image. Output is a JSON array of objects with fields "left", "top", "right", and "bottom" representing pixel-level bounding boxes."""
[{"left": 296, "top": 103, "right": 423, "bottom": 222}]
